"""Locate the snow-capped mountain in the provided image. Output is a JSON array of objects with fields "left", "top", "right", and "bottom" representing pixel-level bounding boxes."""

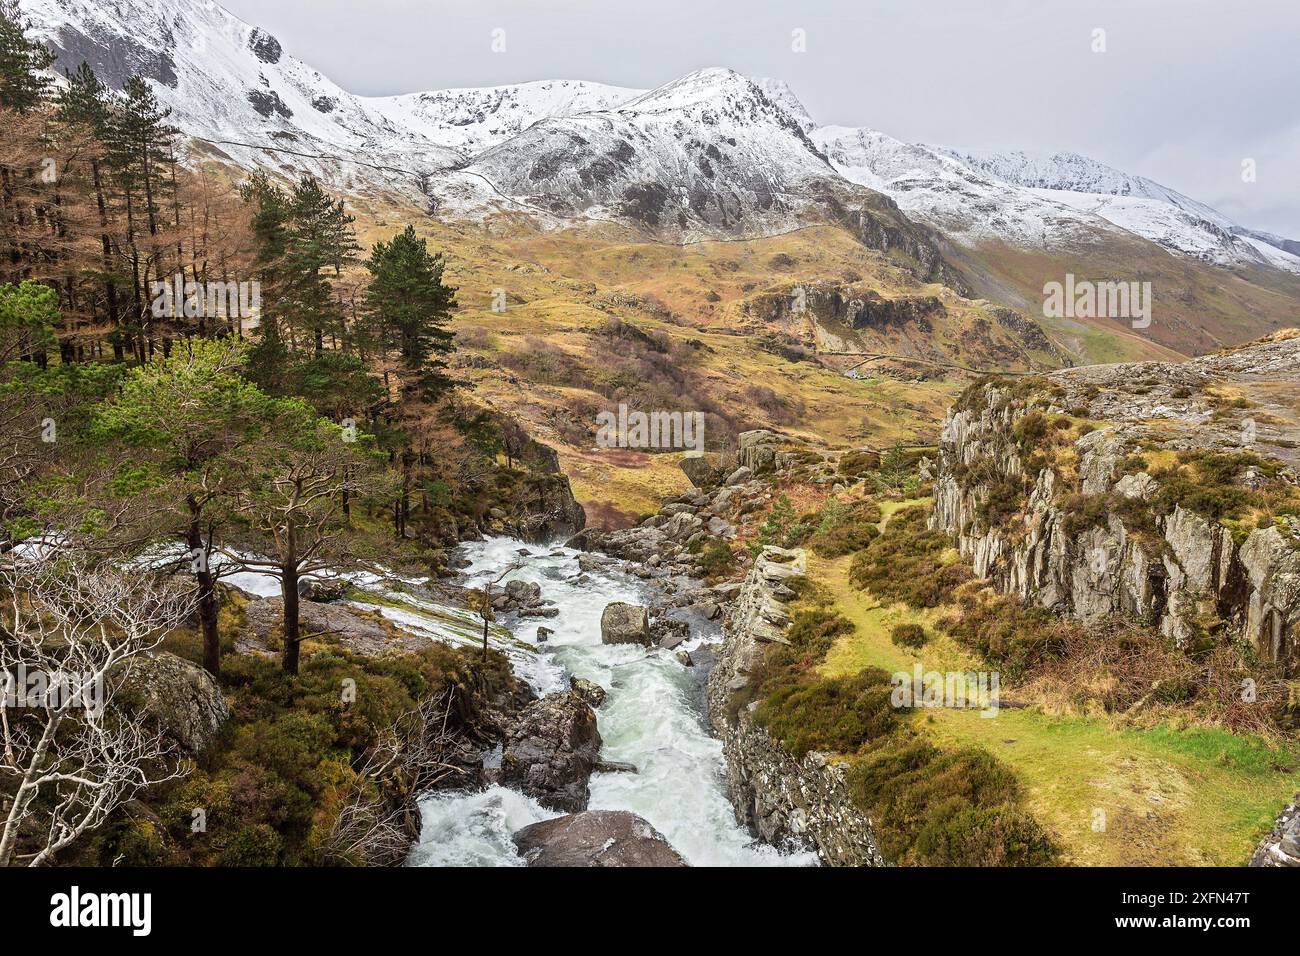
[
  {"left": 463, "top": 68, "right": 840, "bottom": 233},
  {"left": 18, "top": 0, "right": 1299, "bottom": 273},
  {"left": 937, "top": 148, "right": 1294, "bottom": 269},
  {"left": 813, "top": 126, "right": 1107, "bottom": 248},
  {"left": 815, "top": 133, "right": 1299, "bottom": 273}
]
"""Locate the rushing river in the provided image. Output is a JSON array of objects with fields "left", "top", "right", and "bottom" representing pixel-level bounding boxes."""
[{"left": 405, "top": 536, "right": 815, "bottom": 867}]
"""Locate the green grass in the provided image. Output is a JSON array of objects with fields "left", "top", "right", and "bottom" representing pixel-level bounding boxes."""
[{"left": 810, "top": 552, "right": 1299, "bottom": 866}]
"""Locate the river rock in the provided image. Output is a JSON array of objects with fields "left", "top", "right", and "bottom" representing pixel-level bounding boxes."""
[
  {"left": 601, "top": 602, "right": 651, "bottom": 645},
  {"left": 536, "top": 626, "right": 553, "bottom": 643},
  {"left": 512, "top": 810, "right": 687, "bottom": 867},
  {"left": 569, "top": 676, "right": 608, "bottom": 708},
  {"left": 595, "top": 760, "right": 638, "bottom": 774},
  {"left": 504, "top": 579, "right": 542, "bottom": 605},
  {"left": 500, "top": 692, "right": 602, "bottom": 813}
]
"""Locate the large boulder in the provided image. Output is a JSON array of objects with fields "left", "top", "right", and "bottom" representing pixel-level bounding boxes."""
[
  {"left": 680, "top": 454, "right": 725, "bottom": 490},
  {"left": 600, "top": 602, "right": 651, "bottom": 645},
  {"left": 115, "top": 652, "right": 229, "bottom": 755},
  {"left": 242, "top": 595, "right": 426, "bottom": 656},
  {"left": 500, "top": 692, "right": 602, "bottom": 812},
  {"left": 512, "top": 810, "right": 687, "bottom": 867}
]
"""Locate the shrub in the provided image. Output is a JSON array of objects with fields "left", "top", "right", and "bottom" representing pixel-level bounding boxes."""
[
  {"left": 847, "top": 738, "right": 1055, "bottom": 865},
  {"left": 838, "top": 450, "right": 881, "bottom": 479},
  {"left": 690, "top": 538, "right": 736, "bottom": 579},
  {"left": 978, "top": 474, "right": 1027, "bottom": 528},
  {"left": 943, "top": 593, "right": 1074, "bottom": 681},
  {"left": 914, "top": 805, "right": 1058, "bottom": 866},
  {"left": 809, "top": 497, "right": 882, "bottom": 558},
  {"left": 850, "top": 506, "right": 970, "bottom": 608},
  {"left": 890, "top": 623, "right": 928, "bottom": 648},
  {"left": 753, "top": 667, "right": 897, "bottom": 758}
]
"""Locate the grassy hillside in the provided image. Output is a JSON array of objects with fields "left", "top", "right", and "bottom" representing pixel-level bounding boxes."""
[{"left": 808, "top": 512, "right": 1298, "bottom": 866}]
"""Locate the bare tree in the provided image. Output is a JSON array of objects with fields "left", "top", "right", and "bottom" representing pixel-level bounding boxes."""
[
  {"left": 0, "top": 554, "right": 195, "bottom": 866},
  {"left": 320, "top": 687, "right": 470, "bottom": 866},
  {"left": 467, "top": 562, "right": 522, "bottom": 663}
]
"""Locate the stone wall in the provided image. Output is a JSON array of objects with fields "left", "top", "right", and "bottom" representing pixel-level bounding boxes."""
[{"left": 705, "top": 546, "right": 886, "bottom": 866}]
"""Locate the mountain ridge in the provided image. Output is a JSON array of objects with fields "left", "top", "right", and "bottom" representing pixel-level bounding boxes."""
[{"left": 20, "top": 0, "right": 1298, "bottom": 274}]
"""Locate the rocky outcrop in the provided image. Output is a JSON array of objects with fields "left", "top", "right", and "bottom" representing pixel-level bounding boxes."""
[
  {"left": 115, "top": 652, "right": 229, "bottom": 755},
  {"left": 706, "top": 546, "right": 886, "bottom": 866},
  {"left": 500, "top": 692, "right": 602, "bottom": 812},
  {"left": 930, "top": 338, "right": 1300, "bottom": 673},
  {"left": 510, "top": 473, "right": 587, "bottom": 543},
  {"left": 737, "top": 429, "right": 782, "bottom": 475},
  {"left": 600, "top": 602, "right": 651, "bottom": 645},
  {"left": 1250, "top": 797, "right": 1300, "bottom": 867},
  {"left": 512, "top": 810, "right": 687, "bottom": 866},
  {"left": 748, "top": 284, "right": 945, "bottom": 334}
]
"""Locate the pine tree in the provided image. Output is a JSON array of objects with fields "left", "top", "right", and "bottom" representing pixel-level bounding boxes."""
[
  {"left": 283, "top": 175, "right": 356, "bottom": 354},
  {"left": 0, "top": 0, "right": 53, "bottom": 114},
  {"left": 102, "top": 75, "right": 178, "bottom": 358},
  {"left": 364, "top": 225, "right": 457, "bottom": 397}
]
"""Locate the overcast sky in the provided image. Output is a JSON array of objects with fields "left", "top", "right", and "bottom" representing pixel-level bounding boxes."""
[{"left": 221, "top": 0, "right": 1299, "bottom": 236}]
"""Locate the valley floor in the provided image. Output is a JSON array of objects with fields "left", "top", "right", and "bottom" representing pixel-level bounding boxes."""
[{"left": 811, "top": 521, "right": 1299, "bottom": 866}]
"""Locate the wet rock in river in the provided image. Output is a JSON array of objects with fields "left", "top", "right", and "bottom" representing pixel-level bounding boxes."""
[{"left": 513, "top": 810, "right": 687, "bottom": 867}]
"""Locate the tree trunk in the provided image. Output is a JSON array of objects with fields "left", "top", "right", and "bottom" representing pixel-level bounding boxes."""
[
  {"left": 281, "top": 563, "right": 301, "bottom": 675},
  {"left": 186, "top": 507, "right": 221, "bottom": 676}
]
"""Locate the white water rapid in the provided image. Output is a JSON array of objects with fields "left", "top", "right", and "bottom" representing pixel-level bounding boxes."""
[{"left": 405, "top": 536, "right": 816, "bottom": 867}]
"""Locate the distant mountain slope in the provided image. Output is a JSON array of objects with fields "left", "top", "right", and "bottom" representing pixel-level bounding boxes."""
[{"left": 18, "top": 0, "right": 1300, "bottom": 359}]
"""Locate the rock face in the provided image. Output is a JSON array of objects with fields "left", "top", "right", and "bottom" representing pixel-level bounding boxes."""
[
  {"left": 706, "top": 546, "right": 886, "bottom": 865},
  {"left": 1250, "top": 797, "right": 1300, "bottom": 867},
  {"left": 737, "top": 430, "right": 781, "bottom": 475},
  {"left": 500, "top": 692, "right": 602, "bottom": 812},
  {"left": 512, "top": 810, "right": 687, "bottom": 867},
  {"left": 600, "top": 602, "right": 651, "bottom": 645},
  {"left": 115, "top": 652, "right": 229, "bottom": 755},
  {"left": 930, "top": 337, "right": 1300, "bottom": 673},
  {"left": 515, "top": 474, "right": 588, "bottom": 542}
]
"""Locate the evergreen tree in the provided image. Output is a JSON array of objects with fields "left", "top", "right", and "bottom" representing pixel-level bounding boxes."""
[
  {"left": 284, "top": 175, "right": 356, "bottom": 354},
  {"left": 0, "top": 0, "right": 53, "bottom": 113},
  {"left": 364, "top": 225, "right": 457, "bottom": 397}
]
